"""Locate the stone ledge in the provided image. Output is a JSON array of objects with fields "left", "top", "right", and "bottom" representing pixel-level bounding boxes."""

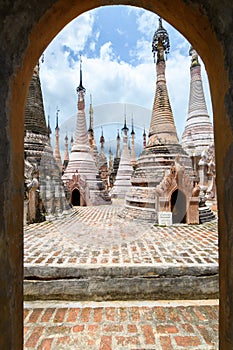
[{"left": 24, "top": 264, "right": 219, "bottom": 301}]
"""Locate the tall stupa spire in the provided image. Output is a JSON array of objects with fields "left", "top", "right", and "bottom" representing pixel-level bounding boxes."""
[
  {"left": 131, "top": 117, "right": 136, "bottom": 167},
  {"left": 148, "top": 18, "right": 178, "bottom": 146},
  {"left": 181, "top": 47, "right": 214, "bottom": 156},
  {"left": 62, "top": 57, "right": 111, "bottom": 206},
  {"left": 54, "top": 107, "right": 63, "bottom": 172},
  {"left": 111, "top": 116, "right": 133, "bottom": 199},
  {"left": 123, "top": 18, "right": 193, "bottom": 223}
]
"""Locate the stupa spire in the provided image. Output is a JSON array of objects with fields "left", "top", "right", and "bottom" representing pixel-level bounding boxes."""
[
  {"left": 54, "top": 107, "right": 63, "bottom": 171},
  {"left": 74, "top": 57, "right": 88, "bottom": 147},
  {"left": 116, "top": 129, "right": 121, "bottom": 158},
  {"left": 143, "top": 127, "right": 146, "bottom": 148},
  {"left": 47, "top": 114, "right": 51, "bottom": 140},
  {"left": 182, "top": 46, "right": 214, "bottom": 155},
  {"left": 100, "top": 127, "right": 105, "bottom": 158},
  {"left": 148, "top": 18, "right": 178, "bottom": 146},
  {"left": 131, "top": 117, "right": 136, "bottom": 167},
  {"left": 111, "top": 117, "right": 133, "bottom": 199}
]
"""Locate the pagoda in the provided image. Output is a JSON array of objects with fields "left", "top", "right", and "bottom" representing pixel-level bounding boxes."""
[
  {"left": 111, "top": 117, "right": 133, "bottom": 199},
  {"left": 181, "top": 48, "right": 215, "bottom": 195},
  {"left": 62, "top": 58, "right": 111, "bottom": 206},
  {"left": 124, "top": 19, "right": 196, "bottom": 223},
  {"left": 181, "top": 47, "right": 216, "bottom": 215},
  {"left": 182, "top": 47, "right": 214, "bottom": 158},
  {"left": 24, "top": 63, "right": 70, "bottom": 223}
]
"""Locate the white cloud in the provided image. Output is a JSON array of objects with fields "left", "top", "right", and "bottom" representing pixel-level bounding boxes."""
[{"left": 39, "top": 5, "right": 213, "bottom": 146}]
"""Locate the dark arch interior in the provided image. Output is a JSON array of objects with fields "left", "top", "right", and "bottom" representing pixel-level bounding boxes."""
[
  {"left": 71, "top": 188, "right": 80, "bottom": 206},
  {"left": 171, "top": 189, "right": 186, "bottom": 224}
]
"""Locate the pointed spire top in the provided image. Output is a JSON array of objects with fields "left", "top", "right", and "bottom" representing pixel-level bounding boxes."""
[
  {"left": 65, "top": 133, "right": 68, "bottom": 142},
  {"left": 122, "top": 113, "right": 129, "bottom": 132},
  {"left": 76, "top": 55, "right": 86, "bottom": 94},
  {"left": 100, "top": 126, "right": 105, "bottom": 144},
  {"left": 152, "top": 17, "right": 170, "bottom": 63},
  {"left": 189, "top": 46, "right": 200, "bottom": 67},
  {"left": 143, "top": 127, "right": 146, "bottom": 137},
  {"left": 55, "top": 107, "right": 60, "bottom": 129},
  {"left": 117, "top": 129, "right": 120, "bottom": 140},
  {"left": 47, "top": 114, "right": 52, "bottom": 137},
  {"left": 131, "top": 116, "right": 135, "bottom": 135},
  {"left": 88, "top": 94, "right": 94, "bottom": 132}
]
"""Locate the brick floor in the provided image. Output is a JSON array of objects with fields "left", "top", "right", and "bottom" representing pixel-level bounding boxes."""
[
  {"left": 24, "top": 300, "right": 219, "bottom": 349},
  {"left": 24, "top": 204, "right": 218, "bottom": 267},
  {"left": 24, "top": 203, "right": 219, "bottom": 349}
]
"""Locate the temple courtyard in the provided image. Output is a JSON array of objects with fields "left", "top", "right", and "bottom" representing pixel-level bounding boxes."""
[{"left": 24, "top": 200, "right": 219, "bottom": 349}]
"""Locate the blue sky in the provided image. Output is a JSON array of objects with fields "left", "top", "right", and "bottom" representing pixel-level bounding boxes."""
[{"left": 40, "top": 5, "right": 212, "bottom": 149}]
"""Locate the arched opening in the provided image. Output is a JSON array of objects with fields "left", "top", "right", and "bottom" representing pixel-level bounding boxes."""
[
  {"left": 1, "top": 1, "right": 232, "bottom": 349},
  {"left": 171, "top": 189, "right": 186, "bottom": 224},
  {"left": 71, "top": 188, "right": 80, "bottom": 206}
]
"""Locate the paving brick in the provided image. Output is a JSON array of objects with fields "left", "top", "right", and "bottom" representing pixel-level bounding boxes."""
[
  {"left": 102, "top": 324, "right": 124, "bottom": 333},
  {"left": 100, "top": 335, "right": 112, "bottom": 350},
  {"left": 73, "top": 324, "right": 84, "bottom": 332},
  {"left": 175, "top": 335, "right": 201, "bottom": 346},
  {"left": 160, "top": 335, "right": 172, "bottom": 350},
  {"left": 157, "top": 324, "right": 179, "bottom": 334},
  {"left": 115, "top": 335, "right": 140, "bottom": 347},
  {"left": 28, "top": 308, "right": 42, "bottom": 323},
  {"left": 105, "top": 307, "right": 115, "bottom": 321},
  {"left": 37, "top": 337, "right": 54, "bottom": 350},
  {"left": 41, "top": 308, "right": 55, "bottom": 322},
  {"left": 141, "top": 324, "right": 155, "bottom": 344},
  {"left": 93, "top": 307, "right": 103, "bottom": 322},
  {"left": 127, "top": 324, "right": 138, "bottom": 333},
  {"left": 53, "top": 308, "right": 68, "bottom": 323},
  {"left": 24, "top": 326, "right": 44, "bottom": 348},
  {"left": 80, "top": 307, "right": 91, "bottom": 322},
  {"left": 67, "top": 308, "right": 80, "bottom": 322}
]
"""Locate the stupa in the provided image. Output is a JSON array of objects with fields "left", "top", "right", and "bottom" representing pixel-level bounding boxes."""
[
  {"left": 24, "top": 63, "right": 70, "bottom": 223},
  {"left": 111, "top": 117, "right": 133, "bottom": 199},
  {"left": 181, "top": 47, "right": 214, "bottom": 159},
  {"left": 62, "top": 58, "right": 111, "bottom": 206},
  {"left": 124, "top": 18, "right": 196, "bottom": 223},
  {"left": 181, "top": 47, "right": 216, "bottom": 218}
]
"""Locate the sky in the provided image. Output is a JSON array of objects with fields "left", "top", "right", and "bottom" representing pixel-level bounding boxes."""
[{"left": 39, "top": 5, "right": 213, "bottom": 148}]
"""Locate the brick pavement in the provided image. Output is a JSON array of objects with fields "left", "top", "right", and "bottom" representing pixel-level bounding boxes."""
[
  {"left": 24, "top": 204, "right": 218, "bottom": 267},
  {"left": 24, "top": 300, "right": 218, "bottom": 350},
  {"left": 24, "top": 203, "right": 219, "bottom": 348}
]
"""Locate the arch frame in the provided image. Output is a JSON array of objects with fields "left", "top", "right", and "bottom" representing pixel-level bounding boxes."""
[{"left": 0, "top": 1, "right": 233, "bottom": 349}]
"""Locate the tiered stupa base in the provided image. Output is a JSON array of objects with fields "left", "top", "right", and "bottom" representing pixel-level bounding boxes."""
[
  {"left": 124, "top": 143, "right": 194, "bottom": 222},
  {"left": 62, "top": 145, "right": 111, "bottom": 206}
]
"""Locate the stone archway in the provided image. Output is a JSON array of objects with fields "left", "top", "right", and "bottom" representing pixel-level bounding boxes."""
[
  {"left": 1, "top": 1, "right": 233, "bottom": 349},
  {"left": 71, "top": 188, "right": 80, "bottom": 206},
  {"left": 171, "top": 189, "right": 186, "bottom": 224}
]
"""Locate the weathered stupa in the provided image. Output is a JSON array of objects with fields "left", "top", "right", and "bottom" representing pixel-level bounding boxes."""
[
  {"left": 24, "top": 63, "right": 70, "bottom": 223},
  {"left": 111, "top": 118, "right": 133, "bottom": 199},
  {"left": 124, "top": 18, "right": 197, "bottom": 224},
  {"left": 181, "top": 47, "right": 216, "bottom": 220},
  {"left": 62, "top": 58, "right": 111, "bottom": 206},
  {"left": 181, "top": 47, "right": 214, "bottom": 160}
]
